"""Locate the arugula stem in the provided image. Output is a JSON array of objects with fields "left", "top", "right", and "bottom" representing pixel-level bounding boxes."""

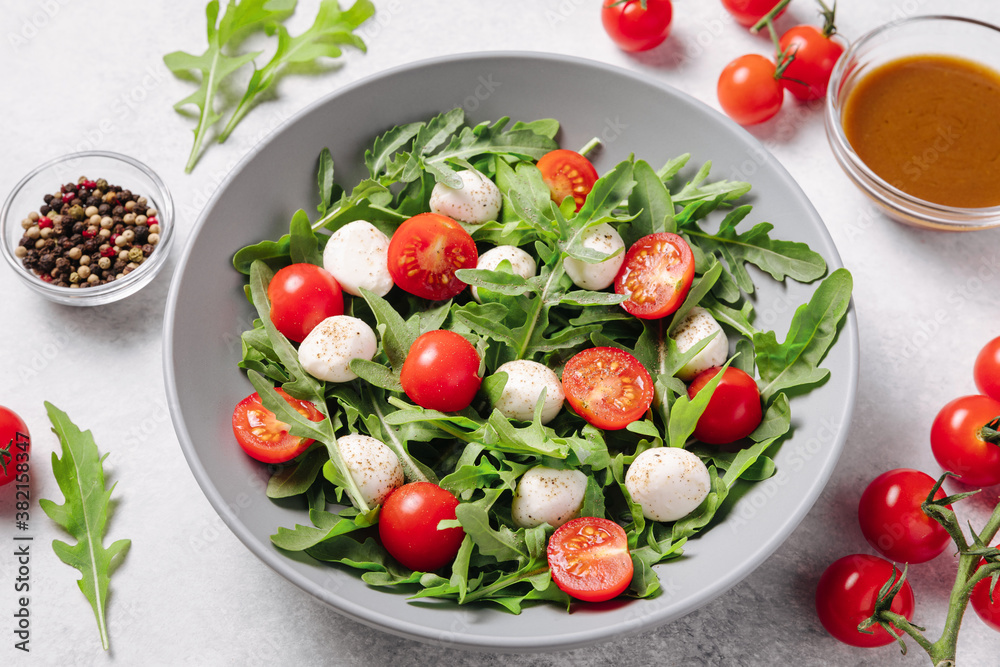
[
  {"left": 515, "top": 259, "right": 563, "bottom": 360},
  {"left": 185, "top": 50, "right": 222, "bottom": 173},
  {"left": 365, "top": 384, "right": 431, "bottom": 483},
  {"left": 462, "top": 566, "right": 548, "bottom": 602},
  {"left": 578, "top": 137, "right": 601, "bottom": 157},
  {"left": 430, "top": 421, "right": 475, "bottom": 444}
]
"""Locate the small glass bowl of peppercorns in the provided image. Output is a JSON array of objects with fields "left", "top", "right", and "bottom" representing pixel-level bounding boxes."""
[{"left": 1, "top": 151, "right": 174, "bottom": 306}]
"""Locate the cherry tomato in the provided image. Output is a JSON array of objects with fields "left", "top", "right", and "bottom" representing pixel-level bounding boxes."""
[
  {"left": 536, "top": 149, "right": 599, "bottom": 212},
  {"left": 267, "top": 263, "right": 344, "bottom": 343},
  {"left": 930, "top": 395, "right": 1000, "bottom": 487},
  {"left": 718, "top": 54, "right": 784, "bottom": 126},
  {"left": 688, "top": 367, "right": 762, "bottom": 444},
  {"left": 400, "top": 330, "right": 482, "bottom": 412},
  {"left": 779, "top": 26, "right": 845, "bottom": 101},
  {"left": 975, "top": 336, "right": 1000, "bottom": 402},
  {"left": 387, "top": 213, "right": 478, "bottom": 301},
  {"left": 858, "top": 469, "right": 951, "bottom": 564},
  {"left": 970, "top": 559, "right": 1000, "bottom": 632},
  {"left": 601, "top": 0, "right": 673, "bottom": 53},
  {"left": 614, "top": 232, "right": 695, "bottom": 319},
  {"left": 547, "top": 516, "right": 634, "bottom": 602},
  {"left": 379, "top": 482, "right": 465, "bottom": 572},
  {"left": 0, "top": 406, "right": 30, "bottom": 488},
  {"left": 721, "top": 0, "right": 786, "bottom": 28},
  {"left": 562, "top": 347, "right": 654, "bottom": 430},
  {"left": 815, "top": 554, "right": 916, "bottom": 648},
  {"left": 231, "top": 388, "right": 324, "bottom": 464}
]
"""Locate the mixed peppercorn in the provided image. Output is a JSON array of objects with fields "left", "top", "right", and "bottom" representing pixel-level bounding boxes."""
[{"left": 14, "top": 176, "right": 161, "bottom": 288}]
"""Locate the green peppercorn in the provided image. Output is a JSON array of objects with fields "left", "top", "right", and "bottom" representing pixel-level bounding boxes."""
[
  {"left": 95, "top": 178, "right": 108, "bottom": 190},
  {"left": 69, "top": 272, "right": 80, "bottom": 284},
  {"left": 127, "top": 247, "right": 144, "bottom": 263},
  {"left": 67, "top": 205, "right": 85, "bottom": 221}
]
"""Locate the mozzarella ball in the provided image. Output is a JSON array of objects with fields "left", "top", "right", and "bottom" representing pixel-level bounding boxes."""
[
  {"left": 625, "top": 448, "right": 711, "bottom": 522},
  {"left": 491, "top": 360, "right": 564, "bottom": 424},
  {"left": 336, "top": 433, "right": 404, "bottom": 506},
  {"left": 563, "top": 223, "right": 625, "bottom": 290},
  {"left": 429, "top": 169, "right": 501, "bottom": 224},
  {"left": 322, "top": 220, "right": 393, "bottom": 297},
  {"left": 471, "top": 245, "right": 537, "bottom": 302},
  {"left": 511, "top": 466, "right": 587, "bottom": 528},
  {"left": 298, "top": 315, "right": 377, "bottom": 382},
  {"left": 671, "top": 307, "right": 729, "bottom": 381}
]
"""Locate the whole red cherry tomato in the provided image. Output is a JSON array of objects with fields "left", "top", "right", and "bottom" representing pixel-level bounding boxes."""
[
  {"left": 601, "top": 0, "right": 673, "bottom": 53},
  {"left": 930, "top": 395, "right": 1000, "bottom": 487},
  {"left": 267, "top": 263, "right": 344, "bottom": 343},
  {"left": 1, "top": 406, "right": 30, "bottom": 488},
  {"left": 721, "top": 0, "right": 787, "bottom": 28},
  {"left": 688, "top": 366, "right": 763, "bottom": 444},
  {"left": 970, "top": 558, "right": 1000, "bottom": 632},
  {"left": 858, "top": 469, "right": 951, "bottom": 564},
  {"left": 815, "top": 554, "right": 915, "bottom": 647},
  {"left": 379, "top": 482, "right": 465, "bottom": 572},
  {"left": 400, "top": 330, "right": 482, "bottom": 412},
  {"left": 975, "top": 336, "right": 1000, "bottom": 402},
  {"left": 718, "top": 54, "right": 784, "bottom": 126},
  {"left": 779, "top": 25, "right": 845, "bottom": 101}
]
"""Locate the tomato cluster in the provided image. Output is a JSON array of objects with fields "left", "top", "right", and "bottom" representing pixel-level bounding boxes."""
[
  {"left": 816, "top": 336, "right": 1000, "bottom": 650},
  {"left": 1, "top": 406, "right": 30, "bottom": 488}
]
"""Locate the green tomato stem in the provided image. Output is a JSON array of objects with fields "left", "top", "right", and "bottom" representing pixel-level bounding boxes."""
[
  {"left": 980, "top": 416, "right": 1000, "bottom": 444},
  {"left": 750, "top": 0, "right": 792, "bottom": 34},
  {"left": 880, "top": 610, "right": 934, "bottom": 655}
]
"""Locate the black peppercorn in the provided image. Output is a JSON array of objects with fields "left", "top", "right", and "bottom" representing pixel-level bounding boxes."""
[
  {"left": 43, "top": 194, "right": 54, "bottom": 204},
  {"left": 112, "top": 205, "right": 124, "bottom": 217},
  {"left": 38, "top": 253, "right": 55, "bottom": 271},
  {"left": 134, "top": 226, "right": 149, "bottom": 244},
  {"left": 40, "top": 204, "right": 51, "bottom": 215}
]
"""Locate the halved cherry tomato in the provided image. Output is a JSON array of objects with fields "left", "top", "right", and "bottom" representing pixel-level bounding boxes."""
[
  {"left": 267, "top": 263, "right": 344, "bottom": 343},
  {"left": 688, "top": 366, "right": 762, "bottom": 444},
  {"left": 815, "top": 554, "right": 915, "bottom": 648},
  {"left": 601, "top": 0, "right": 673, "bottom": 53},
  {"left": 400, "top": 330, "right": 482, "bottom": 412},
  {"left": 231, "top": 388, "right": 324, "bottom": 463},
  {"left": 562, "top": 347, "right": 654, "bottom": 430},
  {"left": 779, "top": 26, "right": 845, "bottom": 101},
  {"left": 537, "top": 149, "right": 599, "bottom": 212},
  {"left": 614, "top": 232, "right": 695, "bottom": 319},
  {"left": 721, "top": 0, "right": 786, "bottom": 28},
  {"left": 975, "top": 336, "right": 1000, "bottom": 402},
  {"left": 0, "top": 406, "right": 30, "bottom": 488},
  {"left": 857, "top": 469, "right": 951, "bottom": 564},
  {"left": 717, "top": 54, "right": 784, "bottom": 126},
  {"left": 379, "top": 482, "right": 465, "bottom": 572},
  {"left": 930, "top": 395, "right": 1000, "bottom": 487},
  {"left": 387, "top": 213, "right": 477, "bottom": 300},
  {"left": 547, "top": 516, "right": 633, "bottom": 602}
]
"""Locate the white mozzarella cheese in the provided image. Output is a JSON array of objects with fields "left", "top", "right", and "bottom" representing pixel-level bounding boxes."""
[
  {"left": 322, "top": 220, "right": 393, "bottom": 297},
  {"left": 671, "top": 306, "right": 729, "bottom": 381},
  {"left": 511, "top": 466, "right": 587, "bottom": 528},
  {"left": 625, "top": 448, "right": 711, "bottom": 522},
  {"left": 298, "top": 315, "right": 377, "bottom": 382},
  {"left": 492, "top": 359, "right": 564, "bottom": 424},
  {"left": 563, "top": 223, "right": 625, "bottom": 290},
  {"left": 429, "top": 169, "right": 502, "bottom": 224},
  {"left": 336, "top": 433, "right": 404, "bottom": 506}
]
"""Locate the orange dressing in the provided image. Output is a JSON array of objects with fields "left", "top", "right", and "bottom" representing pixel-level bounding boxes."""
[{"left": 842, "top": 54, "right": 1000, "bottom": 208}]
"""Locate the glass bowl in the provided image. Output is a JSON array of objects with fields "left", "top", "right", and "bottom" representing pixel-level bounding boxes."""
[
  {"left": 1, "top": 151, "right": 174, "bottom": 305},
  {"left": 825, "top": 15, "right": 1000, "bottom": 231}
]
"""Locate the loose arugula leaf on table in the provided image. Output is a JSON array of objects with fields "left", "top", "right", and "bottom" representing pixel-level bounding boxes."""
[
  {"left": 165, "top": 0, "right": 296, "bottom": 172},
  {"left": 219, "top": 0, "right": 374, "bottom": 141},
  {"left": 40, "top": 402, "right": 131, "bottom": 651}
]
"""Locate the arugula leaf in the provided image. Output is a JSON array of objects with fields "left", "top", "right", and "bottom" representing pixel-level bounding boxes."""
[
  {"left": 624, "top": 159, "right": 675, "bottom": 245},
  {"left": 165, "top": 0, "right": 290, "bottom": 172},
  {"left": 266, "top": 445, "right": 327, "bottom": 498},
  {"left": 754, "top": 268, "right": 853, "bottom": 402},
  {"left": 219, "top": 0, "right": 374, "bottom": 142},
  {"left": 40, "top": 403, "right": 131, "bottom": 651}
]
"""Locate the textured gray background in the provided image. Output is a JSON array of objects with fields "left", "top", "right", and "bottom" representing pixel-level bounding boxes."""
[{"left": 1, "top": 0, "right": 999, "bottom": 664}]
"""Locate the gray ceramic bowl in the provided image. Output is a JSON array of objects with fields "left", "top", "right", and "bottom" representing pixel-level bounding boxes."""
[{"left": 164, "top": 52, "right": 858, "bottom": 652}]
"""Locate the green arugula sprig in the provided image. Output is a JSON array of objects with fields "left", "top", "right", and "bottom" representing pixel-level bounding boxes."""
[
  {"left": 165, "top": 0, "right": 372, "bottom": 173},
  {"left": 40, "top": 403, "right": 131, "bottom": 651}
]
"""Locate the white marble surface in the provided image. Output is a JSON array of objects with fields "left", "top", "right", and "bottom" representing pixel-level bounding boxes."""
[{"left": 2, "top": 0, "right": 1000, "bottom": 664}]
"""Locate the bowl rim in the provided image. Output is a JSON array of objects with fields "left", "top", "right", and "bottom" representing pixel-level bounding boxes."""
[
  {"left": 163, "top": 50, "right": 860, "bottom": 651},
  {"left": 825, "top": 14, "right": 1000, "bottom": 228},
  {"left": 1, "top": 149, "right": 175, "bottom": 301}
]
